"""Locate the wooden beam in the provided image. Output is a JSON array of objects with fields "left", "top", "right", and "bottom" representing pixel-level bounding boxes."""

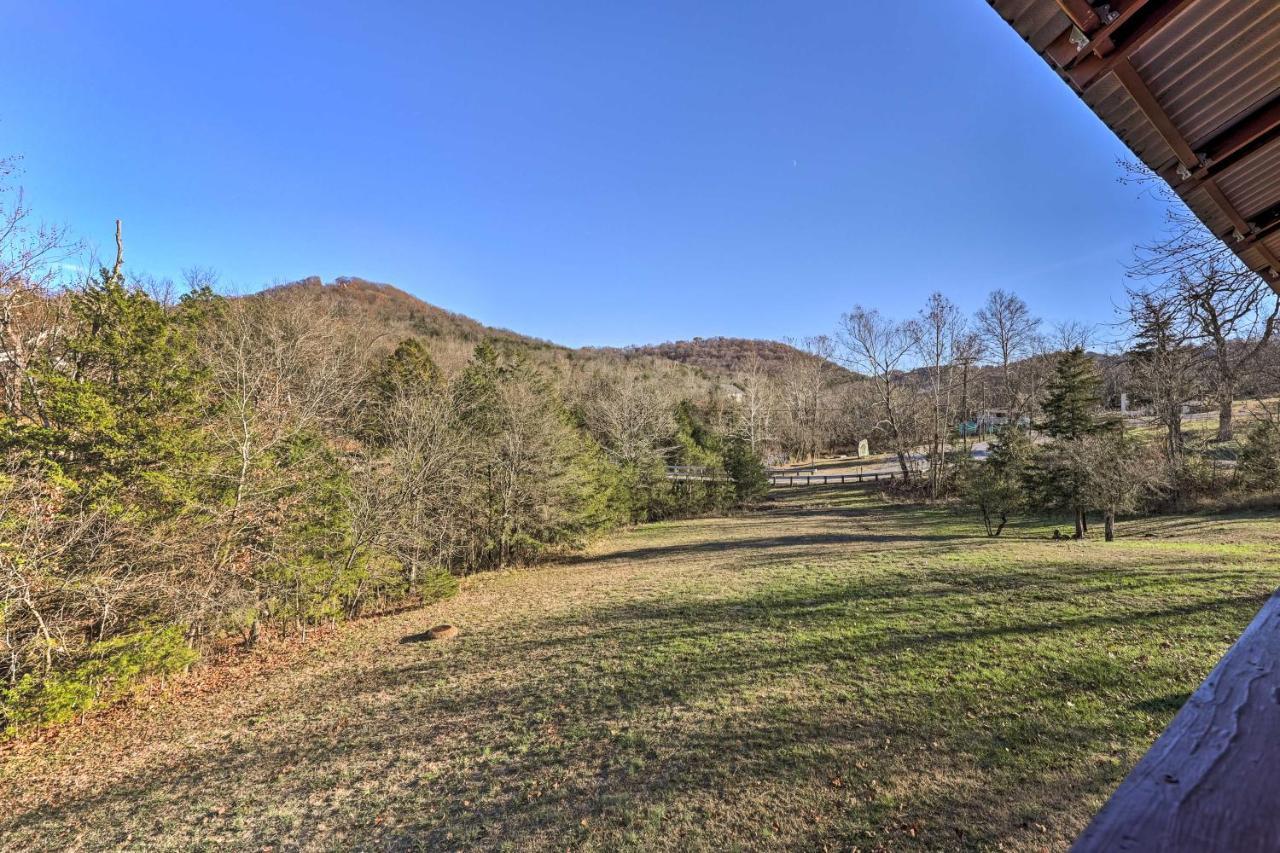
[
  {"left": 1200, "top": 94, "right": 1280, "bottom": 168},
  {"left": 1113, "top": 60, "right": 1199, "bottom": 168},
  {"left": 1112, "top": 58, "right": 1280, "bottom": 283},
  {"left": 1073, "top": 590, "right": 1280, "bottom": 851},
  {"left": 1044, "top": 1, "right": 1155, "bottom": 72},
  {"left": 1167, "top": 95, "right": 1280, "bottom": 190},
  {"left": 1054, "top": 0, "right": 1101, "bottom": 31},
  {"left": 1068, "top": 0, "right": 1199, "bottom": 91},
  {"left": 1065, "top": 0, "right": 1155, "bottom": 66}
]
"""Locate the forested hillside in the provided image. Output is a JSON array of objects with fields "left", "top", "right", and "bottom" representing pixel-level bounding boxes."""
[
  {"left": 595, "top": 336, "right": 856, "bottom": 379},
  {"left": 0, "top": 181, "right": 776, "bottom": 732}
]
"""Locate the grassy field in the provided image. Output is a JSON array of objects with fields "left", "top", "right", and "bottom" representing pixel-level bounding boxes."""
[{"left": 3, "top": 488, "right": 1279, "bottom": 851}]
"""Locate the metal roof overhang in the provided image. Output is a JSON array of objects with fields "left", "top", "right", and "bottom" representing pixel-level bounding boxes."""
[{"left": 987, "top": 0, "right": 1280, "bottom": 294}]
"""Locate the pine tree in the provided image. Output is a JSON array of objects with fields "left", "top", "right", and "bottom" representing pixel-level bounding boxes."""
[
  {"left": 375, "top": 338, "right": 442, "bottom": 401},
  {"left": 1040, "top": 347, "right": 1102, "bottom": 440},
  {"left": 363, "top": 338, "right": 443, "bottom": 444},
  {"left": 3, "top": 265, "right": 209, "bottom": 510},
  {"left": 723, "top": 430, "right": 769, "bottom": 504}
]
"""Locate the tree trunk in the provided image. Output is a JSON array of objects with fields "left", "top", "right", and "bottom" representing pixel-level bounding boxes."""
[
  {"left": 1217, "top": 394, "right": 1233, "bottom": 442},
  {"left": 1104, "top": 511, "right": 1115, "bottom": 542},
  {"left": 1074, "top": 508, "right": 1085, "bottom": 540}
]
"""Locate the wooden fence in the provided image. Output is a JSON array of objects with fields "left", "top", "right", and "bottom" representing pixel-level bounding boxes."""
[
  {"left": 665, "top": 465, "right": 902, "bottom": 487},
  {"left": 766, "top": 471, "right": 901, "bottom": 487}
]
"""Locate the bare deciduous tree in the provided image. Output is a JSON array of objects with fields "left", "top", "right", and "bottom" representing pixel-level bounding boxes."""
[
  {"left": 778, "top": 336, "right": 834, "bottom": 463},
  {"left": 1123, "top": 160, "right": 1279, "bottom": 441},
  {"left": 837, "top": 308, "right": 916, "bottom": 478},
  {"left": 736, "top": 352, "right": 775, "bottom": 456},
  {"left": 1124, "top": 287, "right": 1202, "bottom": 465},
  {"left": 908, "top": 293, "right": 967, "bottom": 498},
  {"left": 0, "top": 158, "right": 78, "bottom": 422},
  {"left": 976, "top": 289, "right": 1042, "bottom": 417}
]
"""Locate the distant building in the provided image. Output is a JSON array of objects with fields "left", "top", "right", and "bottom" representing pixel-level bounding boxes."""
[
  {"left": 976, "top": 409, "right": 1012, "bottom": 429},
  {"left": 974, "top": 409, "right": 1030, "bottom": 431}
]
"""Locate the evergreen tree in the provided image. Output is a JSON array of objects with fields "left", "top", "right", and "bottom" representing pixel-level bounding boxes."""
[
  {"left": 2, "top": 266, "right": 209, "bottom": 510},
  {"left": 363, "top": 338, "right": 443, "bottom": 444},
  {"left": 723, "top": 430, "right": 769, "bottom": 504},
  {"left": 669, "top": 400, "right": 731, "bottom": 513},
  {"left": 1040, "top": 347, "right": 1103, "bottom": 440},
  {"left": 454, "top": 342, "right": 609, "bottom": 567},
  {"left": 958, "top": 427, "right": 1034, "bottom": 537},
  {"left": 987, "top": 424, "right": 1036, "bottom": 481},
  {"left": 375, "top": 338, "right": 442, "bottom": 401}
]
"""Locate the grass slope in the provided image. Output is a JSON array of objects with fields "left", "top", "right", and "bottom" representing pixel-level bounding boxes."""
[{"left": 3, "top": 489, "right": 1279, "bottom": 851}]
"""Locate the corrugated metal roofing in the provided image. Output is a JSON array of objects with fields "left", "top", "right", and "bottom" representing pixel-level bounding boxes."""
[{"left": 987, "top": 0, "right": 1280, "bottom": 293}]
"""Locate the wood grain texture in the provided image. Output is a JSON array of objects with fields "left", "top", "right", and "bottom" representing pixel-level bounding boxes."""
[{"left": 1073, "top": 589, "right": 1280, "bottom": 852}]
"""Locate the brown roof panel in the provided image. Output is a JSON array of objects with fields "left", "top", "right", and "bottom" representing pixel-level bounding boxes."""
[
  {"left": 1216, "top": 135, "right": 1280, "bottom": 218},
  {"left": 986, "top": 0, "right": 1280, "bottom": 293}
]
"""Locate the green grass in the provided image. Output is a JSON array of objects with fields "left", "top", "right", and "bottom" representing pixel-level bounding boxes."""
[{"left": 3, "top": 488, "right": 1278, "bottom": 850}]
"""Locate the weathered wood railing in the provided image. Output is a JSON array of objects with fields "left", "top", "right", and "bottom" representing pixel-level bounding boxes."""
[{"left": 1073, "top": 589, "right": 1280, "bottom": 851}]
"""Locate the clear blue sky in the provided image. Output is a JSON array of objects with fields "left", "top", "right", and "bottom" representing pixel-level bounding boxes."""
[{"left": 6, "top": 2, "right": 1166, "bottom": 348}]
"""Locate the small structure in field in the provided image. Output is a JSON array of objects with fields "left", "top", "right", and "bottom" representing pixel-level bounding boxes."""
[{"left": 856, "top": 439, "right": 869, "bottom": 457}]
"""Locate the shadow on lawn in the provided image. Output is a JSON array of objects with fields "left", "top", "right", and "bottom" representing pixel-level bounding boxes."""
[
  {"left": 561, "top": 530, "right": 967, "bottom": 566},
  {"left": 8, "top": 548, "right": 1272, "bottom": 851}
]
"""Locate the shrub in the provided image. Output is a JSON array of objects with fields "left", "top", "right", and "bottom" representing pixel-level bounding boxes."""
[
  {"left": 416, "top": 565, "right": 460, "bottom": 604},
  {"left": 1, "top": 625, "right": 196, "bottom": 733},
  {"left": 723, "top": 432, "right": 769, "bottom": 505},
  {"left": 1239, "top": 419, "right": 1280, "bottom": 491},
  {"left": 956, "top": 457, "right": 1024, "bottom": 537}
]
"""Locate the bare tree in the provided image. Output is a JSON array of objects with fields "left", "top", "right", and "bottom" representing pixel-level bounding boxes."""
[
  {"left": 0, "top": 157, "right": 79, "bottom": 422},
  {"left": 1072, "top": 433, "right": 1167, "bottom": 541},
  {"left": 907, "top": 293, "right": 967, "bottom": 497},
  {"left": 1123, "top": 160, "right": 1279, "bottom": 440},
  {"left": 777, "top": 336, "right": 834, "bottom": 462},
  {"left": 837, "top": 308, "right": 916, "bottom": 478},
  {"left": 1124, "top": 286, "right": 1202, "bottom": 465},
  {"left": 736, "top": 352, "right": 776, "bottom": 456},
  {"left": 198, "top": 295, "right": 367, "bottom": 638},
  {"left": 576, "top": 369, "right": 675, "bottom": 519},
  {"left": 976, "top": 289, "right": 1042, "bottom": 417},
  {"left": 1050, "top": 320, "right": 1095, "bottom": 353},
  {"left": 381, "top": 387, "right": 468, "bottom": 584},
  {"left": 1174, "top": 265, "right": 1277, "bottom": 441}
]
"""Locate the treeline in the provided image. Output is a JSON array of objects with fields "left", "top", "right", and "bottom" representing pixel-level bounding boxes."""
[
  {"left": 721, "top": 164, "right": 1279, "bottom": 535},
  {"left": 0, "top": 201, "right": 768, "bottom": 733},
  {"left": 598, "top": 336, "right": 857, "bottom": 380}
]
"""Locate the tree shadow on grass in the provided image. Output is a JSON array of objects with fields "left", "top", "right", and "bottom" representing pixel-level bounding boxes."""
[
  {"left": 560, "top": 531, "right": 970, "bottom": 567},
  {"left": 7, "top": 550, "right": 1273, "bottom": 851}
]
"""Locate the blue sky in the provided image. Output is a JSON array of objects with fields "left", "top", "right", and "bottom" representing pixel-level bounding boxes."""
[{"left": 6, "top": 2, "right": 1167, "bottom": 348}]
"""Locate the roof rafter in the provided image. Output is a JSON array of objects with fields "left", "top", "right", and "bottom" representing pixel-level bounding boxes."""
[
  {"left": 1112, "top": 59, "right": 1280, "bottom": 276},
  {"left": 1061, "top": 0, "right": 1199, "bottom": 92},
  {"left": 1167, "top": 94, "right": 1280, "bottom": 193}
]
